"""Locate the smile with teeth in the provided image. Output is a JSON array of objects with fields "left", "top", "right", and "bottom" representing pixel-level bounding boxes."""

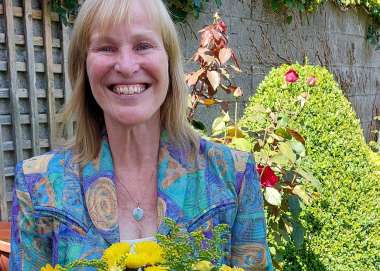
[{"left": 112, "top": 84, "right": 148, "bottom": 95}]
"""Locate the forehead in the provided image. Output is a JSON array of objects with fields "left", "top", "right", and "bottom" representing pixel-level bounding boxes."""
[{"left": 89, "top": 0, "right": 159, "bottom": 39}]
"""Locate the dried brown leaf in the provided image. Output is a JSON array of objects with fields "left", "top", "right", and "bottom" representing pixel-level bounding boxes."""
[
  {"left": 199, "top": 98, "right": 218, "bottom": 106},
  {"left": 287, "top": 129, "right": 306, "bottom": 144},
  {"left": 186, "top": 69, "right": 204, "bottom": 86},
  {"left": 219, "top": 48, "right": 232, "bottom": 64},
  {"left": 207, "top": 70, "right": 221, "bottom": 90}
]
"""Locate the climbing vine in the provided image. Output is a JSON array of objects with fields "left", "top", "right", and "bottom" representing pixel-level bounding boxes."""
[
  {"left": 51, "top": 0, "right": 222, "bottom": 24},
  {"left": 163, "top": 0, "right": 222, "bottom": 22},
  {"left": 52, "top": 0, "right": 379, "bottom": 49},
  {"left": 271, "top": 0, "right": 380, "bottom": 50},
  {"left": 51, "top": 0, "right": 79, "bottom": 25}
]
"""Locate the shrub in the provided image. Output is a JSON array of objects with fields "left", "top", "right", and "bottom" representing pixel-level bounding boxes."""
[{"left": 240, "top": 64, "right": 380, "bottom": 271}]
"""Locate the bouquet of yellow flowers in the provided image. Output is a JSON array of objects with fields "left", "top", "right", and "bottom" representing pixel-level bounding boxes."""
[{"left": 40, "top": 218, "right": 244, "bottom": 271}]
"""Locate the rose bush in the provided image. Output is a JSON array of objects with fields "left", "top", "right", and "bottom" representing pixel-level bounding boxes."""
[{"left": 186, "top": 15, "right": 320, "bottom": 270}]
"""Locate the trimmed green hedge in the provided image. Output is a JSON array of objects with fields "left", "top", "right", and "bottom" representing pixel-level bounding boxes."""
[{"left": 240, "top": 64, "right": 380, "bottom": 270}]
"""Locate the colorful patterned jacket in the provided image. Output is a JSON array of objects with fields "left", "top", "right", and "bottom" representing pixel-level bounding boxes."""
[{"left": 10, "top": 132, "right": 273, "bottom": 270}]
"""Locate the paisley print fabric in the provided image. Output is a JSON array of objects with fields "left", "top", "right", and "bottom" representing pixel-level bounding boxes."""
[{"left": 10, "top": 131, "right": 273, "bottom": 270}]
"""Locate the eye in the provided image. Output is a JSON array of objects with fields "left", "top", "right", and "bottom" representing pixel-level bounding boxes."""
[
  {"left": 135, "top": 42, "right": 153, "bottom": 51},
  {"left": 99, "top": 46, "right": 115, "bottom": 52}
]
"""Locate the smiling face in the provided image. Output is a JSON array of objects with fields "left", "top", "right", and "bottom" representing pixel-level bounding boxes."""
[{"left": 86, "top": 0, "right": 169, "bottom": 128}]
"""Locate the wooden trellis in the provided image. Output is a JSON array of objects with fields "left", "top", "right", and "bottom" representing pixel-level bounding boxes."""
[{"left": 0, "top": 0, "right": 71, "bottom": 221}]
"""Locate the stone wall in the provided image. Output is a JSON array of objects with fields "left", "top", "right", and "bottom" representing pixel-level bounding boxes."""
[{"left": 177, "top": 0, "right": 380, "bottom": 140}]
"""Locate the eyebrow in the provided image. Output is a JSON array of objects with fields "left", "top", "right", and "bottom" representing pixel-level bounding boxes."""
[{"left": 90, "top": 30, "right": 159, "bottom": 44}]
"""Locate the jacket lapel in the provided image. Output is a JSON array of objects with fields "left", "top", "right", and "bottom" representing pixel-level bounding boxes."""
[
  {"left": 82, "top": 139, "right": 119, "bottom": 244},
  {"left": 157, "top": 131, "right": 202, "bottom": 233}
]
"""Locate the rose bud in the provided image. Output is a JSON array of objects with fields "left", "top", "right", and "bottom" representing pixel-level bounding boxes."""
[
  {"left": 307, "top": 76, "right": 317, "bottom": 86},
  {"left": 285, "top": 69, "right": 299, "bottom": 84},
  {"left": 233, "top": 87, "right": 243, "bottom": 98}
]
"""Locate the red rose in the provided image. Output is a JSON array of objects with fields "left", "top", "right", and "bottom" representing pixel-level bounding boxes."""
[
  {"left": 257, "top": 164, "right": 279, "bottom": 187},
  {"left": 285, "top": 69, "right": 299, "bottom": 83},
  {"left": 307, "top": 76, "right": 317, "bottom": 86}
]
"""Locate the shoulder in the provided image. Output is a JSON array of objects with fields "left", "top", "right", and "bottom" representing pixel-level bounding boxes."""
[
  {"left": 14, "top": 147, "right": 80, "bottom": 204},
  {"left": 199, "top": 137, "right": 254, "bottom": 174},
  {"left": 12, "top": 147, "right": 91, "bottom": 240},
  {"left": 16, "top": 147, "right": 75, "bottom": 177}
]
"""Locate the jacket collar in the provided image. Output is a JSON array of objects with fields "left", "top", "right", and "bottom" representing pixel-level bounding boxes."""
[{"left": 81, "top": 130, "right": 196, "bottom": 244}]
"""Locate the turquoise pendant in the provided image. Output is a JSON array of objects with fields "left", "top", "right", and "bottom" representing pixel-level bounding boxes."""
[{"left": 132, "top": 206, "right": 144, "bottom": 221}]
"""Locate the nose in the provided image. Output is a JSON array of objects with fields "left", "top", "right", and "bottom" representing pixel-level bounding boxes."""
[{"left": 113, "top": 47, "right": 139, "bottom": 76}]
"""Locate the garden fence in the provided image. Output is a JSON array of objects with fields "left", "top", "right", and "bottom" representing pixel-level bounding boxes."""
[{"left": 0, "top": 0, "right": 72, "bottom": 221}]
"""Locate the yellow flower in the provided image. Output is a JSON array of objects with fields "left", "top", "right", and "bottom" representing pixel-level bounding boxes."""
[
  {"left": 219, "top": 265, "right": 245, "bottom": 271},
  {"left": 192, "top": 260, "right": 214, "bottom": 271},
  {"left": 124, "top": 253, "right": 149, "bottom": 269},
  {"left": 219, "top": 265, "right": 233, "bottom": 271},
  {"left": 134, "top": 241, "right": 164, "bottom": 265},
  {"left": 40, "top": 264, "right": 62, "bottom": 271},
  {"left": 144, "top": 266, "right": 169, "bottom": 271},
  {"left": 102, "top": 242, "right": 131, "bottom": 268}
]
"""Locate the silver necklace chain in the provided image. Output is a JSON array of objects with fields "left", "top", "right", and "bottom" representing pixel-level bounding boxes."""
[{"left": 115, "top": 171, "right": 155, "bottom": 222}]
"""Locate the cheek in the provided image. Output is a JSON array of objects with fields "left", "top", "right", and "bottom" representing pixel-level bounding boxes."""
[{"left": 86, "top": 55, "right": 111, "bottom": 83}]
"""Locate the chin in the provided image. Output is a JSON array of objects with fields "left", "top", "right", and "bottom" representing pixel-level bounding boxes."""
[{"left": 111, "top": 111, "right": 160, "bottom": 127}]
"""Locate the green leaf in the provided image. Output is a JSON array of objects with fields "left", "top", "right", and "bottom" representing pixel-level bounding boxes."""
[
  {"left": 286, "top": 15, "right": 293, "bottom": 24},
  {"left": 230, "top": 138, "right": 251, "bottom": 152},
  {"left": 292, "top": 185, "right": 311, "bottom": 204},
  {"left": 279, "top": 227, "right": 291, "bottom": 243},
  {"left": 269, "top": 246, "right": 277, "bottom": 256},
  {"left": 290, "top": 140, "right": 305, "bottom": 156},
  {"left": 193, "top": 0, "right": 202, "bottom": 9},
  {"left": 282, "top": 170, "right": 296, "bottom": 183},
  {"left": 275, "top": 128, "right": 292, "bottom": 140},
  {"left": 250, "top": 104, "right": 267, "bottom": 114},
  {"left": 191, "top": 119, "right": 207, "bottom": 133},
  {"left": 288, "top": 195, "right": 302, "bottom": 217},
  {"left": 295, "top": 168, "right": 322, "bottom": 191},
  {"left": 279, "top": 142, "right": 297, "bottom": 163},
  {"left": 291, "top": 221, "right": 305, "bottom": 249},
  {"left": 170, "top": 8, "right": 188, "bottom": 22},
  {"left": 222, "top": 111, "right": 230, "bottom": 122},
  {"left": 270, "top": 154, "right": 289, "bottom": 166},
  {"left": 271, "top": 0, "right": 281, "bottom": 11},
  {"left": 214, "top": 0, "right": 222, "bottom": 7},
  {"left": 264, "top": 187, "right": 282, "bottom": 206},
  {"left": 282, "top": 217, "right": 293, "bottom": 234},
  {"left": 277, "top": 114, "right": 289, "bottom": 128},
  {"left": 211, "top": 116, "right": 226, "bottom": 136}
]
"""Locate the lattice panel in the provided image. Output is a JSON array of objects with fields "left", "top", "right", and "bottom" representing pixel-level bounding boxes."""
[{"left": 0, "top": 0, "right": 72, "bottom": 221}]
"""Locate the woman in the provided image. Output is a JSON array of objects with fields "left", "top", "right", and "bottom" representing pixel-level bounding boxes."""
[{"left": 10, "top": 0, "right": 273, "bottom": 270}]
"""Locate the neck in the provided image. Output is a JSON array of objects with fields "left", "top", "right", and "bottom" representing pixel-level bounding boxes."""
[{"left": 105, "top": 113, "right": 161, "bottom": 177}]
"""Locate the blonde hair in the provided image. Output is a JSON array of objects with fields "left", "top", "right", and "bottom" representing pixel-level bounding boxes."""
[{"left": 60, "top": 0, "right": 198, "bottom": 164}]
